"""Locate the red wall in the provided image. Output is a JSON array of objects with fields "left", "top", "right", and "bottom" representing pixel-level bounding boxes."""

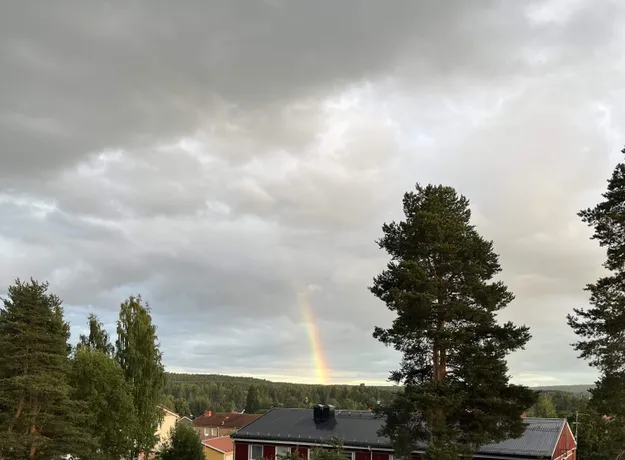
[
  {"left": 234, "top": 443, "right": 396, "bottom": 460},
  {"left": 235, "top": 443, "right": 249, "bottom": 460},
  {"left": 552, "top": 423, "right": 576, "bottom": 460},
  {"left": 264, "top": 446, "right": 276, "bottom": 460}
]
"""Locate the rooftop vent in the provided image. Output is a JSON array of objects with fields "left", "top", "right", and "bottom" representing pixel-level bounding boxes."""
[{"left": 313, "top": 404, "right": 336, "bottom": 424}]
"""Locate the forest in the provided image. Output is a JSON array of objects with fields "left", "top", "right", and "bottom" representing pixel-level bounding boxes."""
[
  {"left": 161, "top": 372, "right": 590, "bottom": 420},
  {"left": 161, "top": 373, "right": 399, "bottom": 417}
]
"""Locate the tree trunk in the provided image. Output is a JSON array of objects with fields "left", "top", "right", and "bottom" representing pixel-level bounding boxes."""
[
  {"left": 28, "top": 422, "right": 37, "bottom": 459},
  {"left": 434, "top": 316, "right": 446, "bottom": 381},
  {"left": 7, "top": 397, "right": 24, "bottom": 432},
  {"left": 440, "top": 348, "right": 447, "bottom": 380}
]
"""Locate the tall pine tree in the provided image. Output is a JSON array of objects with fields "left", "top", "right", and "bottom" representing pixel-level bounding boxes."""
[
  {"left": 115, "top": 295, "right": 165, "bottom": 459},
  {"left": 568, "top": 147, "right": 625, "bottom": 454},
  {"left": 371, "top": 185, "right": 537, "bottom": 460},
  {"left": 0, "top": 279, "right": 92, "bottom": 459}
]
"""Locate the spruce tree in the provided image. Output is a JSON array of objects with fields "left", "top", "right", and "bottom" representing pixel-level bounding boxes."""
[
  {"left": 0, "top": 279, "right": 92, "bottom": 459},
  {"left": 568, "top": 147, "right": 625, "bottom": 454},
  {"left": 245, "top": 384, "right": 262, "bottom": 413},
  {"left": 116, "top": 295, "right": 165, "bottom": 459},
  {"left": 371, "top": 184, "right": 537, "bottom": 460}
]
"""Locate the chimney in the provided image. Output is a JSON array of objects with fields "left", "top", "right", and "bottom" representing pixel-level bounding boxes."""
[
  {"left": 313, "top": 404, "right": 335, "bottom": 424},
  {"left": 204, "top": 410, "right": 212, "bottom": 417}
]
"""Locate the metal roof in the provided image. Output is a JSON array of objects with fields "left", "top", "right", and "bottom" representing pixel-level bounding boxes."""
[{"left": 231, "top": 408, "right": 567, "bottom": 458}]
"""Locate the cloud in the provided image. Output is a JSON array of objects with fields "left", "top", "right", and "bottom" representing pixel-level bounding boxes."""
[{"left": 2, "top": 0, "right": 625, "bottom": 386}]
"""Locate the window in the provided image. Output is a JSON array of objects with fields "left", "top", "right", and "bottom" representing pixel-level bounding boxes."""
[
  {"left": 250, "top": 445, "right": 264, "bottom": 460},
  {"left": 211, "top": 428, "right": 218, "bottom": 436},
  {"left": 276, "top": 446, "right": 291, "bottom": 459},
  {"left": 343, "top": 453, "right": 354, "bottom": 460},
  {"left": 204, "top": 428, "right": 209, "bottom": 436}
]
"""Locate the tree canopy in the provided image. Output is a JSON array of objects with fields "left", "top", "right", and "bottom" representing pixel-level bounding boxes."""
[
  {"left": 78, "top": 313, "right": 115, "bottom": 356},
  {"left": 245, "top": 384, "right": 262, "bottom": 413},
  {"left": 158, "top": 422, "right": 205, "bottom": 460},
  {"left": 116, "top": 295, "right": 166, "bottom": 458},
  {"left": 371, "top": 184, "right": 537, "bottom": 460},
  {"left": 162, "top": 373, "right": 397, "bottom": 416},
  {"left": 0, "top": 279, "right": 92, "bottom": 459},
  {"left": 70, "top": 347, "right": 138, "bottom": 460},
  {"left": 568, "top": 147, "right": 625, "bottom": 458}
]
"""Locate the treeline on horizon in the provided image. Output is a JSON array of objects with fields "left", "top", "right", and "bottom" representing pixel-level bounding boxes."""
[
  {"left": 161, "top": 372, "right": 399, "bottom": 416},
  {"left": 161, "top": 372, "right": 591, "bottom": 419}
]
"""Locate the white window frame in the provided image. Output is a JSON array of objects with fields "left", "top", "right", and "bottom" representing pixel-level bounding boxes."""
[
  {"left": 276, "top": 446, "right": 292, "bottom": 458},
  {"left": 204, "top": 427, "right": 210, "bottom": 436},
  {"left": 249, "top": 444, "right": 264, "bottom": 460},
  {"left": 211, "top": 428, "right": 218, "bottom": 436}
]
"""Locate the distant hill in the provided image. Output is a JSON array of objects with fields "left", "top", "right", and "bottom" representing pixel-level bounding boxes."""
[
  {"left": 161, "top": 372, "right": 595, "bottom": 417},
  {"left": 162, "top": 372, "right": 399, "bottom": 417},
  {"left": 532, "top": 384, "right": 593, "bottom": 395}
]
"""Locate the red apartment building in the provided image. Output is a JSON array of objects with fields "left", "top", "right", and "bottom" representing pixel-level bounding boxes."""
[{"left": 231, "top": 405, "right": 576, "bottom": 460}]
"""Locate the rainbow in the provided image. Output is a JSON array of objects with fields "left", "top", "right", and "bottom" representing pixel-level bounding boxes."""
[{"left": 298, "top": 290, "right": 330, "bottom": 385}]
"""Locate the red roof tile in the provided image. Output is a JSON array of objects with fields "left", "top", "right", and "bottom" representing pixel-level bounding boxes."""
[
  {"left": 203, "top": 436, "right": 234, "bottom": 453},
  {"left": 193, "top": 412, "right": 261, "bottom": 428}
]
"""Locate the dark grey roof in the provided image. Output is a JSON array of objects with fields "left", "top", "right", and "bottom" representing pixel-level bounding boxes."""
[
  {"left": 478, "top": 417, "right": 566, "bottom": 458},
  {"left": 231, "top": 409, "right": 567, "bottom": 459}
]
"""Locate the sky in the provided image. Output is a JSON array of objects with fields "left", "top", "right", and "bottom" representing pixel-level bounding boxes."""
[{"left": 1, "top": 0, "right": 625, "bottom": 387}]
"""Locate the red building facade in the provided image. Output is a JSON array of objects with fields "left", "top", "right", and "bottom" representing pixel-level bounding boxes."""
[{"left": 231, "top": 407, "right": 576, "bottom": 460}]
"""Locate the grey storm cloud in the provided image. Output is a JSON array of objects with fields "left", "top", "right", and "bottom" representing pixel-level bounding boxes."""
[{"left": 2, "top": 0, "right": 625, "bottom": 384}]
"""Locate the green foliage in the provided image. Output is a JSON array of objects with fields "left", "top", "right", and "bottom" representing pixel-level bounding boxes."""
[
  {"left": 277, "top": 451, "right": 304, "bottom": 460},
  {"left": 370, "top": 184, "right": 538, "bottom": 460},
  {"left": 309, "top": 439, "right": 348, "bottom": 460},
  {"left": 70, "top": 347, "right": 138, "bottom": 460},
  {"left": 0, "top": 278, "right": 92, "bottom": 459},
  {"left": 568, "top": 147, "right": 625, "bottom": 459},
  {"left": 526, "top": 393, "right": 558, "bottom": 418},
  {"left": 116, "top": 295, "right": 166, "bottom": 458},
  {"left": 158, "top": 422, "right": 205, "bottom": 460},
  {"left": 163, "top": 373, "right": 397, "bottom": 416},
  {"left": 526, "top": 390, "right": 589, "bottom": 418},
  {"left": 246, "top": 384, "right": 262, "bottom": 413},
  {"left": 569, "top": 411, "right": 625, "bottom": 460},
  {"left": 174, "top": 397, "right": 192, "bottom": 417},
  {"left": 78, "top": 313, "right": 115, "bottom": 356}
]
